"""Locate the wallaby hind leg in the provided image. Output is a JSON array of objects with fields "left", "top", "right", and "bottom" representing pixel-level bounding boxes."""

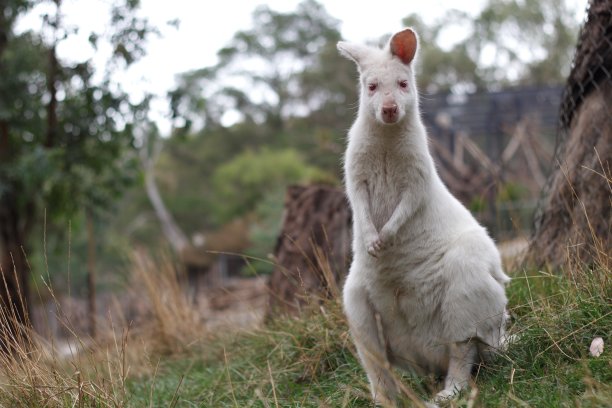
[
  {"left": 344, "top": 282, "right": 398, "bottom": 405},
  {"left": 435, "top": 341, "right": 477, "bottom": 402},
  {"left": 356, "top": 345, "right": 399, "bottom": 406}
]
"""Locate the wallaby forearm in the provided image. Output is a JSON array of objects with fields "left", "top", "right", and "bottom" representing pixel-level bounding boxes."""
[
  {"left": 350, "top": 181, "right": 377, "bottom": 234},
  {"left": 380, "top": 170, "right": 427, "bottom": 246},
  {"left": 380, "top": 193, "right": 416, "bottom": 241}
]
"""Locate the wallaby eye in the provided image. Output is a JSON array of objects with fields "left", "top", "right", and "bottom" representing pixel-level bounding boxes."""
[
  {"left": 368, "top": 83, "right": 378, "bottom": 92},
  {"left": 399, "top": 80, "right": 408, "bottom": 88}
]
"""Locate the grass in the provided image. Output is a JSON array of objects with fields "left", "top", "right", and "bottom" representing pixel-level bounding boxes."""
[
  {"left": 123, "top": 264, "right": 610, "bottom": 407},
  {"left": 126, "top": 300, "right": 372, "bottom": 407},
  {"left": 474, "top": 269, "right": 611, "bottom": 407},
  {"left": 1, "top": 249, "right": 610, "bottom": 407}
]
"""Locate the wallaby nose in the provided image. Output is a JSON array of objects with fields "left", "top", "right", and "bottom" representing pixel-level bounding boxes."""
[
  {"left": 382, "top": 105, "right": 398, "bottom": 116},
  {"left": 382, "top": 104, "right": 398, "bottom": 122}
]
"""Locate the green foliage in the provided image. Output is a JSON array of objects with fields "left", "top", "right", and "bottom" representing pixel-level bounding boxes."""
[
  {"left": 403, "top": 12, "right": 484, "bottom": 92},
  {"left": 168, "top": 0, "right": 355, "bottom": 159},
  {"left": 469, "top": 195, "right": 487, "bottom": 213},
  {"left": 3, "top": 0, "right": 581, "bottom": 294},
  {"left": 244, "top": 187, "right": 286, "bottom": 276},
  {"left": 0, "top": 0, "right": 155, "bottom": 219},
  {"left": 497, "top": 182, "right": 529, "bottom": 204},
  {"left": 211, "top": 148, "right": 329, "bottom": 224},
  {"left": 0, "top": 0, "right": 157, "bottom": 299}
]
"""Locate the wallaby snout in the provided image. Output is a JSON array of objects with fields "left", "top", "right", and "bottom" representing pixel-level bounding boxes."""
[{"left": 381, "top": 103, "right": 399, "bottom": 123}]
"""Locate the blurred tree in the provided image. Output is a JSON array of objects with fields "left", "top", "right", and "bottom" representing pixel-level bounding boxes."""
[
  {"left": 0, "top": 0, "right": 155, "bottom": 344},
  {"left": 142, "top": 0, "right": 353, "bottom": 248},
  {"left": 403, "top": 0, "right": 580, "bottom": 93},
  {"left": 170, "top": 0, "right": 352, "bottom": 134},
  {"left": 246, "top": 187, "right": 286, "bottom": 276},
  {"left": 140, "top": 124, "right": 190, "bottom": 254},
  {"left": 211, "top": 148, "right": 329, "bottom": 224}
]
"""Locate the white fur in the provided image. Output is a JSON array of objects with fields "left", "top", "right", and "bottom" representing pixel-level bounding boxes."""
[{"left": 338, "top": 29, "right": 510, "bottom": 406}]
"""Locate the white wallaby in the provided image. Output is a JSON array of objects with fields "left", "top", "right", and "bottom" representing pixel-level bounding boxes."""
[{"left": 338, "top": 28, "right": 510, "bottom": 406}]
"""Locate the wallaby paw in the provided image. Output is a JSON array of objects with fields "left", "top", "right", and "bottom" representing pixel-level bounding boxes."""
[
  {"left": 372, "top": 393, "right": 397, "bottom": 408},
  {"left": 367, "top": 237, "right": 384, "bottom": 257},
  {"left": 378, "top": 226, "right": 395, "bottom": 247},
  {"left": 434, "top": 388, "right": 459, "bottom": 404},
  {"left": 500, "top": 333, "right": 521, "bottom": 351}
]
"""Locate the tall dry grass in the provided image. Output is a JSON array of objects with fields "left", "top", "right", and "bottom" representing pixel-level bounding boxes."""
[
  {"left": 0, "top": 248, "right": 207, "bottom": 407},
  {"left": 129, "top": 249, "right": 206, "bottom": 354},
  {"left": 0, "top": 268, "right": 131, "bottom": 406}
]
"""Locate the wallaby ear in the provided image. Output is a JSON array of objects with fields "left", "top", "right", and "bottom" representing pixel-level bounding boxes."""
[
  {"left": 337, "top": 41, "right": 370, "bottom": 66},
  {"left": 389, "top": 28, "right": 417, "bottom": 65}
]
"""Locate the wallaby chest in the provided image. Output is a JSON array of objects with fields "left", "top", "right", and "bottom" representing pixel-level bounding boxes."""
[{"left": 351, "top": 143, "right": 416, "bottom": 229}]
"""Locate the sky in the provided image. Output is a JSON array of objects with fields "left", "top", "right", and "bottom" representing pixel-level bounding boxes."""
[{"left": 17, "top": 0, "right": 586, "bottom": 134}]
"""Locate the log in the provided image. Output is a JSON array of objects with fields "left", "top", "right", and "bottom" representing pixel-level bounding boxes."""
[{"left": 267, "top": 185, "right": 351, "bottom": 316}]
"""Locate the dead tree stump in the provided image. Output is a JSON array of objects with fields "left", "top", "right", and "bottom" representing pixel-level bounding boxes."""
[{"left": 267, "top": 185, "right": 351, "bottom": 317}]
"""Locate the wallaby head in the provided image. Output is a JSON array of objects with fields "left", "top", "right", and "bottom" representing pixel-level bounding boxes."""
[{"left": 337, "top": 28, "right": 419, "bottom": 126}]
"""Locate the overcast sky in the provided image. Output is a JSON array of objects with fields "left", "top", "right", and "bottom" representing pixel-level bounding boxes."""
[{"left": 17, "top": 0, "right": 586, "bottom": 134}]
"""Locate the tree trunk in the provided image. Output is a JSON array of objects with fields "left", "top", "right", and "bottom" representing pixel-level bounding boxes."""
[
  {"left": 141, "top": 134, "right": 190, "bottom": 255},
  {"left": 0, "top": 6, "right": 8, "bottom": 61},
  {"left": 45, "top": 45, "right": 58, "bottom": 148},
  {"left": 86, "top": 211, "right": 96, "bottom": 339},
  {"left": 0, "top": 194, "right": 30, "bottom": 352},
  {"left": 143, "top": 159, "right": 190, "bottom": 255},
  {"left": 0, "top": 14, "right": 29, "bottom": 350},
  {"left": 528, "top": 1, "right": 611, "bottom": 269},
  {"left": 267, "top": 185, "right": 351, "bottom": 317}
]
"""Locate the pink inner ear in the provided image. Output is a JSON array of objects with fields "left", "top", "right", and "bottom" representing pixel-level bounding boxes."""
[{"left": 390, "top": 29, "right": 417, "bottom": 64}]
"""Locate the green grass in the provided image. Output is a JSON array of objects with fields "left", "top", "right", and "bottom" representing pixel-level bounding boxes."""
[
  {"left": 125, "top": 268, "right": 611, "bottom": 407},
  {"left": 126, "top": 303, "right": 373, "bottom": 407}
]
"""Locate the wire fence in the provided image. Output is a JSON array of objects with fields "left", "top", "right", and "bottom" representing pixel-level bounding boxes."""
[
  {"left": 423, "top": 1, "right": 611, "bottom": 241},
  {"left": 421, "top": 85, "right": 561, "bottom": 239}
]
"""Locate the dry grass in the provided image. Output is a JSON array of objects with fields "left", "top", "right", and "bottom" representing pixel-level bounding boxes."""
[
  {"left": 128, "top": 249, "right": 206, "bottom": 354},
  {"left": 0, "top": 272, "right": 131, "bottom": 407},
  {"left": 0, "top": 248, "right": 209, "bottom": 407}
]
